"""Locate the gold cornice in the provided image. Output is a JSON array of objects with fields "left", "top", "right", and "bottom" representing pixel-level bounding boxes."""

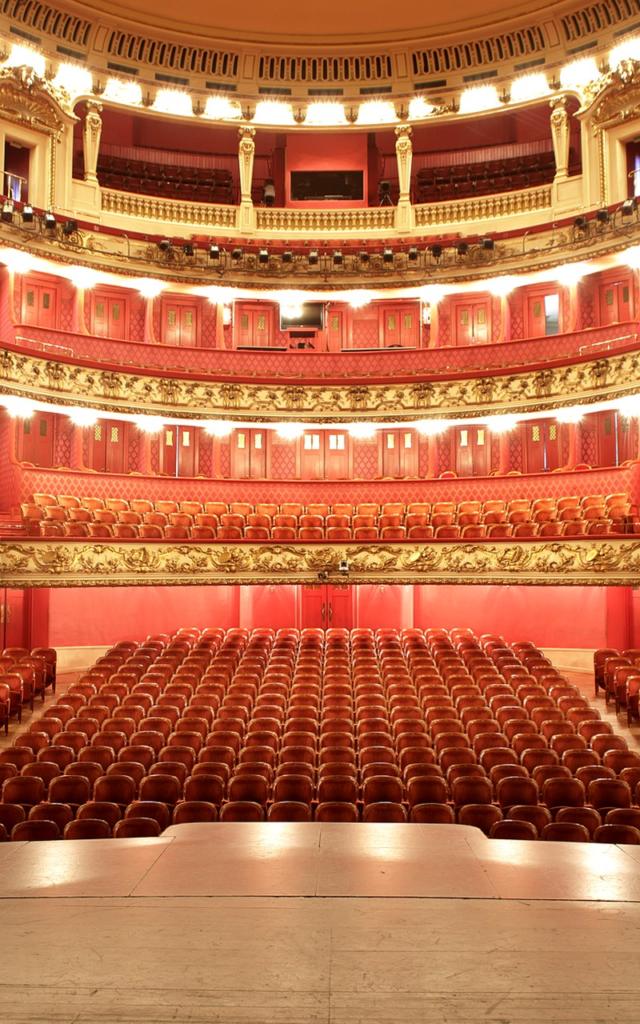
[
  {"left": 0, "top": 344, "right": 639, "bottom": 421},
  {"left": 2, "top": 538, "right": 640, "bottom": 587}
]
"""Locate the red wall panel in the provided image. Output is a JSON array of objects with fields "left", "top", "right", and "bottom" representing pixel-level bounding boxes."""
[
  {"left": 285, "top": 132, "right": 368, "bottom": 208},
  {"left": 22, "top": 582, "right": 631, "bottom": 652}
]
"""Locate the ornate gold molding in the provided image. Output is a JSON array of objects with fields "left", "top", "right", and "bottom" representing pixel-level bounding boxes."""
[
  {"left": 586, "top": 58, "right": 640, "bottom": 130},
  {"left": 2, "top": 539, "right": 640, "bottom": 588},
  {"left": 0, "top": 65, "right": 73, "bottom": 134},
  {"left": 0, "top": 344, "right": 639, "bottom": 421}
]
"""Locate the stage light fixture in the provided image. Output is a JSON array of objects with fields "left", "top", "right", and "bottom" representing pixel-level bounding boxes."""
[
  {"left": 209, "top": 244, "right": 220, "bottom": 260},
  {"left": 574, "top": 216, "right": 588, "bottom": 230},
  {"left": 481, "top": 237, "right": 495, "bottom": 251},
  {"left": 1, "top": 200, "right": 14, "bottom": 222},
  {"left": 21, "top": 205, "right": 34, "bottom": 223},
  {"left": 622, "top": 198, "right": 638, "bottom": 216},
  {"left": 282, "top": 250, "right": 293, "bottom": 263},
  {"left": 62, "top": 219, "right": 78, "bottom": 236},
  {"left": 382, "top": 248, "right": 393, "bottom": 264},
  {"left": 259, "top": 248, "right": 269, "bottom": 264},
  {"left": 158, "top": 239, "right": 172, "bottom": 252},
  {"left": 430, "top": 244, "right": 443, "bottom": 259},
  {"left": 308, "top": 250, "right": 319, "bottom": 265},
  {"left": 231, "top": 247, "right": 243, "bottom": 261},
  {"left": 182, "top": 243, "right": 195, "bottom": 257},
  {"left": 456, "top": 242, "right": 469, "bottom": 256},
  {"left": 596, "top": 208, "right": 610, "bottom": 223},
  {"left": 359, "top": 251, "right": 370, "bottom": 263},
  {"left": 408, "top": 247, "right": 419, "bottom": 261},
  {"left": 43, "top": 211, "right": 56, "bottom": 230},
  {"left": 333, "top": 251, "right": 343, "bottom": 266}
]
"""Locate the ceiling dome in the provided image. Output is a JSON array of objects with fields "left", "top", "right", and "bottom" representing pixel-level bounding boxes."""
[{"left": 76, "top": 0, "right": 570, "bottom": 45}]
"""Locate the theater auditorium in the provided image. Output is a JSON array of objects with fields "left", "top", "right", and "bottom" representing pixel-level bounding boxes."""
[{"left": 2, "top": 0, "right": 640, "bottom": 1019}]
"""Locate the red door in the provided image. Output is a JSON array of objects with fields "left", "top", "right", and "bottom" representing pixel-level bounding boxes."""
[
  {"left": 1, "top": 589, "right": 31, "bottom": 649},
  {"left": 325, "top": 431, "right": 349, "bottom": 479},
  {"left": 327, "top": 308, "right": 343, "bottom": 351},
  {"left": 231, "top": 428, "right": 267, "bottom": 478},
  {"left": 92, "top": 293, "right": 127, "bottom": 339},
  {"left": 455, "top": 426, "right": 489, "bottom": 476},
  {"left": 597, "top": 411, "right": 617, "bottom": 467},
  {"left": 19, "top": 413, "right": 54, "bottom": 466},
  {"left": 618, "top": 414, "right": 637, "bottom": 464},
  {"left": 454, "top": 300, "right": 489, "bottom": 345},
  {"left": 522, "top": 420, "right": 562, "bottom": 473},
  {"left": 300, "top": 585, "right": 353, "bottom": 628},
  {"left": 163, "top": 300, "right": 198, "bottom": 346},
  {"left": 381, "top": 429, "right": 417, "bottom": 477},
  {"left": 599, "top": 281, "right": 632, "bottom": 325},
  {"left": 234, "top": 304, "right": 275, "bottom": 348},
  {"left": 527, "top": 292, "right": 560, "bottom": 337},
  {"left": 177, "top": 426, "right": 199, "bottom": 477},
  {"left": 301, "top": 431, "right": 349, "bottom": 479},
  {"left": 91, "top": 420, "right": 127, "bottom": 473},
  {"left": 22, "top": 282, "right": 57, "bottom": 328},
  {"left": 382, "top": 303, "right": 419, "bottom": 348}
]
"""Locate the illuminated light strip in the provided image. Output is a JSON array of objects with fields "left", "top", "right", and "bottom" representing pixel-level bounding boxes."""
[
  {"left": 0, "top": 245, "right": 637, "bottom": 308},
  {"left": 2, "top": 393, "right": 639, "bottom": 434}
]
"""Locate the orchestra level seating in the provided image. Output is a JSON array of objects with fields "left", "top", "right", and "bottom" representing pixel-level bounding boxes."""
[{"left": 2, "top": 628, "right": 639, "bottom": 843}]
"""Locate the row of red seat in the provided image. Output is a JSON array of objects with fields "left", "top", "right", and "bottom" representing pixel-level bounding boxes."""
[
  {"left": 21, "top": 492, "right": 636, "bottom": 542},
  {"left": 1, "top": 627, "right": 638, "bottom": 842}
]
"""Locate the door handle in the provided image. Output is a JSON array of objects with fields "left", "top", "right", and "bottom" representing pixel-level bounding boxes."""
[
  {"left": 321, "top": 603, "right": 326, "bottom": 623},
  {"left": 328, "top": 604, "right": 333, "bottom": 622}
]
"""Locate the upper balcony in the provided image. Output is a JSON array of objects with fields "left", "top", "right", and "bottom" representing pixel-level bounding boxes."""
[{"left": 2, "top": 31, "right": 640, "bottom": 260}]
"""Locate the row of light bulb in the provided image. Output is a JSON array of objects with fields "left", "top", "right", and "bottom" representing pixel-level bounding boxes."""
[
  {"left": 3, "top": 394, "right": 639, "bottom": 438},
  {"left": 4, "top": 35, "right": 640, "bottom": 127},
  {"left": 0, "top": 246, "right": 634, "bottom": 310}
]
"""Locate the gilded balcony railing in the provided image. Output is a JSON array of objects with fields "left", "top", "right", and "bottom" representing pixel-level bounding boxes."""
[
  {"left": 414, "top": 184, "right": 553, "bottom": 226},
  {"left": 101, "top": 189, "right": 238, "bottom": 228}
]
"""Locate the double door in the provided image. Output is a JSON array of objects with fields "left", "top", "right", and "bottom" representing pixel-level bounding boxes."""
[
  {"left": 300, "top": 431, "right": 349, "bottom": 479},
  {"left": 599, "top": 281, "right": 632, "bottom": 325},
  {"left": 522, "top": 420, "right": 561, "bottom": 473},
  {"left": 454, "top": 299, "right": 489, "bottom": 345},
  {"left": 22, "top": 282, "right": 56, "bottom": 329},
  {"left": 19, "top": 413, "right": 54, "bottom": 466},
  {"left": 92, "top": 293, "right": 127, "bottom": 339},
  {"left": 91, "top": 419, "right": 127, "bottom": 474},
  {"left": 231, "top": 428, "right": 267, "bottom": 478},
  {"left": 162, "top": 300, "right": 198, "bottom": 346},
  {"left": 455, "top": 426, "right": 489, "bottom": 477},
  {"left": 160, "top": 425, "right": 199, "bottom": 477},
  {"left": 381, "top": 429, "right": 417, "bottom": 477},
  {"left": 300, "top": 585, "right": 353, "bottom": 628}
]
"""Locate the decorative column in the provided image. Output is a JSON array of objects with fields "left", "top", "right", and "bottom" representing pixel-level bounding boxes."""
[
  {"left": 238, "top": 126, "right": 257, "bottom": 232},
  {"left": 143, "top": 297, "right": 158, "bottom": 344},
  {"left": 565, "top": 422, "right": 581, "bottom": 468},
  {"left": 70, "top": 424, "right": 84, "bottom": 470},
  {"left": 71, "top": 287, "right": 88, "bottom": 334},
  {"left": 138, "top": 430, "right": 154, "bottom": 475},
  {"left": 427, "top": 302, "right": 439, "bottom": 348},
  {"left": 394, "top": 125, "right": 415, "bottom": 231},
  {"left": 82, "top": 101, "right": 103, "bottom": 184},
  {"left": 498, "top": 433, "right": 510, "bottom": 475},
  {"left": 550, "top": 97, "right": 570, "bottom": 180},
  {"left": 426, "top": 434, "right": 439, "bottom": 478}
]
